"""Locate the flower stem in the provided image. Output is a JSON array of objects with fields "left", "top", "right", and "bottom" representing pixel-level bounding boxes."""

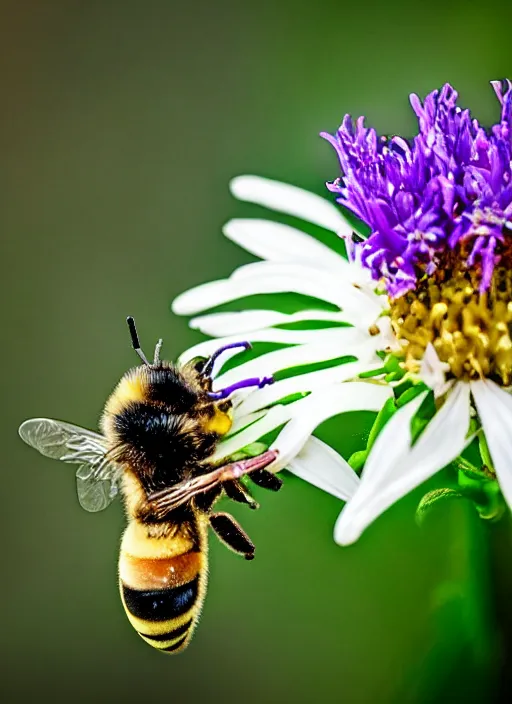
[
  {"left": 396, "top": 501, "right": 496, "bottom": 702},
  {"left": 487, "top": 513, "right": 512, "bottom": 698},
  {"left": 478, "top": 432, "right": 495, "bottom": 474}
]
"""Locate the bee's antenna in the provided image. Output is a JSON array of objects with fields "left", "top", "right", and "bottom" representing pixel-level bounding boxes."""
[
  {"left": 154, "top": 338, "right": 163, "bottom": 365},
  {"left": 126, "top": 316, "right": 150, "bottom": 365}
]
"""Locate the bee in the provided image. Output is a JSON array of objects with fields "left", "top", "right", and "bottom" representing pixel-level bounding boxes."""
[{"left": 19, "top": 317, "right": 282, "bottom": 654}]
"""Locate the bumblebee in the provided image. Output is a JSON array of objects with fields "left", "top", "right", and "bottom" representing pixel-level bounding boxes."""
[{"left": 19, "top": 317, "right": 281, "bottom": 654}]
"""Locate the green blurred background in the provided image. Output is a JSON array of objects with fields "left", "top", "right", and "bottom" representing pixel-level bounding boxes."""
[{"left": 2, "top": 1, "right": 512, "bottom": 702}]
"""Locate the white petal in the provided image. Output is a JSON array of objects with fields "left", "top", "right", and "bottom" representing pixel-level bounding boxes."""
[
  {"left": 171, "top": 268, "right": 341, "bottom": 316},
  {"left": 287, "top": 436, "right": 360, "bottom": 501},
  {"left": 230, "top": 261, "right": 381, "bottom": 320},
  {"left": 214, "top": 381, "right": 390, "bottom": 464},
  {"left": 230, "top": 262, "right": 385, "bottom": 326},
  {"left": 418, "top": 343, "right": 453, "bottom": 398},
  {"left": 223, "top": 218, "right": 349, "bottom": 273},
  {"left": 235, "top": 360, "right": 383, "bottom": 416},
  {"left": 268, "top": 382, "right": 393, "bottom": 471},
  {"left": 334, "top": 383, "right": 471, "bottom": 545},
  {"left": 178, "top": 327, "right": 368, "bottom": 371},
  {"left": 230, "top": 175, "right": 351, "bottom": 236},
  {"left": 211, "top": 334, "right": 381, "bottom": 386},
  {"left": 189, "top": 309, "right": 348, "bottom": 337},
  {"left": 173, "top": 260, "right": 383, "bottom": 328},
  {"left": 355, "top": 393, "right": 428, "bottom": 484},
  {"left": 471, "top": 379, "right": 512, "bottom": 510},
  {"left": 227, "top": 409, "right": 267, "bottom": 435},
  {"left": 199, "top": 327, "right": 357, "bottom": 356},
  {"left": 374, "top": 315, "right": 401, "bottom": 353}
]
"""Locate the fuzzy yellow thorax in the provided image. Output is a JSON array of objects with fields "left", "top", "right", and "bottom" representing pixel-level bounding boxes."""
[{"left": 390, "top": 266, "right": 512, "bottom": 385}]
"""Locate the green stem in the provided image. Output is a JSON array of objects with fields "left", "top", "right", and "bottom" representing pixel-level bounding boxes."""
[
  {"left": 398, "top": 501, "right": 497, "bottom": 702},
  {"left": 487, "top": 513, "right": 512, "bottom": 698},
  {"left": 478, "top": 432, "right": 494, "bottom": 472},
  {"left": 453, "top": 456, "right": 483, "bottom": 476}
]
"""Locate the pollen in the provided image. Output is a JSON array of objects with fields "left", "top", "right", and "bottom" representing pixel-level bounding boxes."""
[
  {"left": 390, "top": 266, "right": 512, "bottom": 385},
  {"left": 204, "top": 407, "right": 233, "bottom": 436}
]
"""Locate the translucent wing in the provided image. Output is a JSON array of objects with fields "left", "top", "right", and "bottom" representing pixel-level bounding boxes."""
[
  {"left": 76, "top": 464, "right": 120, "bottom": 513},
  {"left": 19, "top": 418, "right": 121, "bottom": 512}
]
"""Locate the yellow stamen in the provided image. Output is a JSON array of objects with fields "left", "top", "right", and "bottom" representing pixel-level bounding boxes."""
[{"left": 390, "top": 267, "right": 512, "bottom": 385}]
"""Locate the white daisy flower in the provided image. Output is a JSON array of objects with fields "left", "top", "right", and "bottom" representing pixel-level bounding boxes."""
[{"left": 172, "top": 80, "right": 512, "bottom": 548}]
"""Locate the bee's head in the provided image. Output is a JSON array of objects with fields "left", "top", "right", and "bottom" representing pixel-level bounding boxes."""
[{"left": 125, "top": 316, "right": 274, "bottom": 405}]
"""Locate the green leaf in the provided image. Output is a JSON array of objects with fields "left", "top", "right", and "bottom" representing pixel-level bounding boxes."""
[
  {"left": 396, "top": 383, "right": 429, "bottom": 407},
  {"left": 475, "top": 481, "right": 506, "bottom": 521},
  {"left": 454, "top": 456, "right": 489, "bottom": 481},
  {"left": 347, "top": 449, "right": 368, "bottom": 473},
  {"left": 358, "top": 366, "right": 387, "bottom": 379},
  {"left": 382, "top": 353, "right": 406, "bottom": 382},
  {"left": 384, "top": 354, "right": 402, "bottom": 375},
  {"left": 416, "top": 488, "right": 466, "bottom": 526},
  {"left": 410, "top": 391, "right": 436, "bottom": 444},
  {"left": 478, "top": 432, "right": 494, "bottom": 474},
  {"left": 365, "top": 396, "right": 397, "bottom": 452},
  {"left": 456, "top": 463, "right": 505, "bottom": 522},
  {"left": 229, "top": 441, "right": 268, "bottom": 462}
]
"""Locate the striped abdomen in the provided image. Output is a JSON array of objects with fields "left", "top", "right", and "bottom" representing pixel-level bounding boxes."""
[{"left": 119, "top": 518, "right": 207, "bottom": 654}]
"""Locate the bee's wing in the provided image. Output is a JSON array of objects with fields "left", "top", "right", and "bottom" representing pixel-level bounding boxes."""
[
  {"left": 75, "top": 464, "right": 120, "bottom": 513},
  {"left": 19, "top": 418, "right": 122, "bottom": 513}
]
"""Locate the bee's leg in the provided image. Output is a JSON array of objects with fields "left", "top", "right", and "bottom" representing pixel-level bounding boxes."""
[
  {"left": 194, "top": 484, "right": 222, "bottom": 512},
  {"left": 223, "top": 479, "right": 259, "bottom": 510},
  {"left": 209, "top": 512, "right": 255, "bottom": 560},
  {"left": 146, "top": 451, "right": 279, "bottom": 518},
  {"left": 248, "top": 468, "right": 283, "bottom": 492}
]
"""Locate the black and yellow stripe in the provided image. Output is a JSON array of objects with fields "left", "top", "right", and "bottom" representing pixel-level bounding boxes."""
[
  {"left": 118, "top": 516, "right": 208, "bottom": 654},
  {"left": 141, "top": 618, "right": 193, "bottom": 652},
  {"left": 121, "top": 580, "right": 199, "bottom": 652}
]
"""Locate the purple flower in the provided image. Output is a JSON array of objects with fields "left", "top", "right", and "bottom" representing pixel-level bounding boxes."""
[{"left": 322, "top": 81, "right": 512, "bottom": 298}]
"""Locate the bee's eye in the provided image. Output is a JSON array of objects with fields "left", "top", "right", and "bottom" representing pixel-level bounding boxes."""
[{"left": 190, "top": 356, "right": 208, "bottom": 373}]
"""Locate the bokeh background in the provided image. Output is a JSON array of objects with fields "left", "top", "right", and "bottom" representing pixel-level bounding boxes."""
[{"left": 3, "top": 1, "right": 512, "bottom": 702}]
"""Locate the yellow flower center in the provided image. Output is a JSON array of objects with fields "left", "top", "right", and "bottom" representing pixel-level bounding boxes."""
[{"left": 390, "top": 266, "right": 512, "bottom": 384}]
